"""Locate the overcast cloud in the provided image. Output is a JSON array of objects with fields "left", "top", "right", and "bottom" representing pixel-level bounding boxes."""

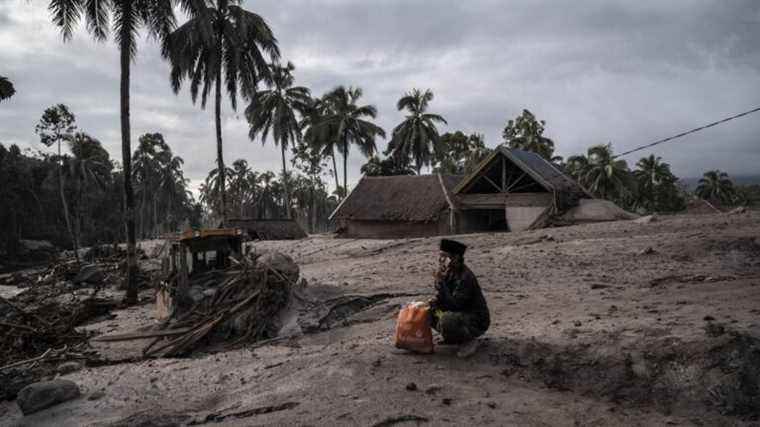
[{"left": 1, "top": 0, "right": 759, "bottom": 195}]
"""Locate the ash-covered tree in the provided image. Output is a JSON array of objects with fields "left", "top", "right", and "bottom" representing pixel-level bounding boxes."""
[
  {"left": 35, "top": 104, "right": 78, "bottom": 260},
  {"left": 502, "top": 109, "right": 558, "bottom": 162},
  {"left": 386, "top": 88, "right": 447, "bottom": 174},
  {"left": 307, "top": 86, "right": 385, "bottom": 198},
  {"left": 163, "top": 0, "right": 280, "bottom": 225},
  {"left": 696, "top": 170, "right": 736, "bottom": 205},
  {"left": 633, "top": 154, "right": 685, "bottom": 213},
  {"left": 246, "top": 61, "right": 310, "bottom": 219},
  {"left": 67, "top": 133, "right": 111, "bottom": 251},
  {"left": 49, "top": 0, "right": 190, "bottom": 304},
  {"left": 567, "top": 144, "right": 635, "bottom": 204}
]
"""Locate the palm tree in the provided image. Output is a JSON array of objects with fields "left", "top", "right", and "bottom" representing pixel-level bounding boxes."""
[
  {"left": 49, "top": 0, "right": 183, "bottom": 304},
  {"left": 204, "top": 163, "right": 235, "bottom": 219},
  {"left": 0, "top": 76, "right": 15, "bottom": 102},
  {"left": 67, "top": 133, "right": 110, "bottom": 251},
  {"left": 227, "top": 159, "right": 258, "bottom": 217},
  {"left": 302, "top": 95, "right": 341, "bottom": 194},
  {"left": 386, "top": 88, "right": 447, "bottom": 174},
  {"left": 575, "top": 144, "right": 633, "bottom": 200},
  {"left": 696, "top": 170, "right": 735, "bottom": 205},
  {"left": 502, "top": 109, "right": 556, "bottom": 160},
  {"left": 35, "top": 104, "right": 78, "bottom": 260},
  {"left": 246, "top": 61, "right": 310, "bottom": 218},
  {"left": 634, "top": 154, "right": 676, "bottom": 212},
  {"left": 309, "top": 86, "right": 385, "bottom": 197},
  {"left": 565, "top": 154, "right": 589, "bottom": 182},
  {"left": 163, "top": 0, "right": 279, "bottom": 225}
]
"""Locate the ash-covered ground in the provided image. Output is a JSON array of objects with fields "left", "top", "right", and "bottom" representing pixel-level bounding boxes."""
[{"left": 2, "top": 211, "right": 759, "bottom": 426}]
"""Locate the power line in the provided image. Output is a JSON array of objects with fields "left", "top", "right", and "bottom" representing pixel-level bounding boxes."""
[{"left": 613, "top": 105, "right": 760, "bottom": 159}]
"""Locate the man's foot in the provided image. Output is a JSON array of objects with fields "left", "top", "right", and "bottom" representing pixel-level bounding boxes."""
[{"left": 456, "top": 339, "right": 480, "bottom": 358}]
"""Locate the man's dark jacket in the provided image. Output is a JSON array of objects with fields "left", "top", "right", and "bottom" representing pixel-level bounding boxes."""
[{"left": 432, "top": 265, "right": 490, "bottom": 333}]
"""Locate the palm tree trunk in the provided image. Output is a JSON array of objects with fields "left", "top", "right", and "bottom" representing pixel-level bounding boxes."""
[
  {"left": 141, "top": 181, "right": 147, "bottom": 238},
  {"left": 280, "top": 143, "right": 292, "bottom": 219},
  {"left": 215, "top": 65, "right": 226, "bottom": 226},
  {"left": 58, "top": 140, "right": 78, "bottom": 262},
  {"left": 121, "top": 36, "right": 138, "bottom": 305},
  {"left": 343, "top": 137, "right": 348, "bottom": 199},
  {"left": 331, "top": 148, "right": 340, "bottom": 197},
  {"left": 75, "top": 176, "right": 83, "bottom": 255}
]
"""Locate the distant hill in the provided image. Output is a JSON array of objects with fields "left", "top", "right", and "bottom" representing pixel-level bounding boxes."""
[{"left": 680, "top": 174, "right": 760, "bottom": 190}]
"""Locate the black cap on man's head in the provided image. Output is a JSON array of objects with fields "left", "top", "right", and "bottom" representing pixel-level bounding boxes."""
[{"left": 440, "top": 239, "right": 467, "bottom": 256}]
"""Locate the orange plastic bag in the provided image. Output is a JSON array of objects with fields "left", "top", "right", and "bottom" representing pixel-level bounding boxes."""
[{"left": 394, "top": 302, "right": 434, "bottom": 354}]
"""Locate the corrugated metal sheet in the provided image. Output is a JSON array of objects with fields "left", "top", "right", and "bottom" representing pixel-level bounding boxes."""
[{"left": 505, "top": 148, "right": 587, "bottom": 195}]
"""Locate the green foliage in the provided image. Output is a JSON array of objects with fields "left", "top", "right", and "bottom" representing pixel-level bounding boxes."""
[
  {"left": 733, "top": 185, "right": 760, "bottom": 207},
  {"left": 246, "top": 61, "right": 311, "bottom": 218},
  {"left": 198, "top": 158, "right": 336, "bottom": 233},
  {"left": 566, "top": 144, "right": 635, "bottom": 207},
  {"left": 163, "top": 0, "right": 280, "bottom": 221},
  {"left": 696, "top": 170, "right": 736, "bottom": 205},
  {"left": 0, "top": 76, "right": 15, "bottom": 102},
  {"left": 305, "top": 86, "right": 385, "bottom": 197},
  {"left": 132, "top": 133, "right": 194, "bottom": 237},
  {"left": 502, "top": 109, "right": 556, "bottom": 161},
  {"left": 35, "top": 104, "right": 77, "bottom": 148},
  {"left": 360, "top": 156, "right": 415, "bottom": 176},
  {"left": 433, "top": 132, "right": 492, "bottom": 175},
  {"left": 632, "top": 154, "right": 685, "bottom": 213},
  {"left": 386, "top": 88, "right": 447, "bottom": 174}
]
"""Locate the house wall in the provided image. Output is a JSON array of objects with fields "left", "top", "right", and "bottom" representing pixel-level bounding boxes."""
[
  {"left": 455, "top": 209, "right": 509, "bottom": 233},
  {"left": 341, "top": 219, "right": 449, "bottom": 239}
]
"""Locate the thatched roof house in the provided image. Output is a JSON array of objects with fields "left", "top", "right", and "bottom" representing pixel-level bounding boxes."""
[
  {"left": 329, "top": 174, "right": 460, "bottom": 238},
  {"left": 223, "top": 218, "right": 307, "bottom": 240},
  {"left": 330, "top": 147, "right": 593, "bottom": 238}
]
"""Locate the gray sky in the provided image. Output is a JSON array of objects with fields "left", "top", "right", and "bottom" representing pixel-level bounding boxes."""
[{"left": 1, "top": 0, "right": 759, "bottom": 196}]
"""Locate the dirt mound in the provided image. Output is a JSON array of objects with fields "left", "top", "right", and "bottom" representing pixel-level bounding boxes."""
[
  {"left": 561, "top": 199, "right": 639, "bottom": 223},
  {"left": 486, "top": 328, "right": 760, "bottom": 420}
]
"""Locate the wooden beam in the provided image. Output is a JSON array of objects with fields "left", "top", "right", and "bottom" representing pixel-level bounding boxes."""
[
  {"left": 92, "top": 328, "right": 193, "bottom": 342},
  {"left": 505, "top": 172, "right": 527, "bottom": 192},
  {"left": 501, "top": 156, "right": 507, "bottom": 191},
  {"left": 480, "top": 175, "right": 502, "bottom": 193}
]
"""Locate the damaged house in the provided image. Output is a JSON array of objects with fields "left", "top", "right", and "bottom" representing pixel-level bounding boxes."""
[
  {"left": 330, "top": 147, "right": 592, "bottom": 238},
  {"left": 222, "top": 218, "right": 307, "bottom": 240}
]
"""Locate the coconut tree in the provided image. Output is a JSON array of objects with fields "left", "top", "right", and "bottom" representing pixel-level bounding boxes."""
[
  {"left": 35, "top": 104, "right": 78, "bottom": 260},
  {"left": 696, "top": 170, "right": 735, "bottom": 205},
  {"left": 163, "top": 0, "right": 279, "bottom": 225},
  {"left": 302, "top": 95, "right": 341, "bottom": 195},
  {"left": 386, "top": 89, "right": 447, "bottom": 174},
  {"left": 633, "top": 154, "right": 677, "bottom": 212},
  {"left": 49, "top": 0, "right": 185, "bottom": 304},
  {"left": 577, "top": 144, "right": 633, "bottom": 201},
  {"left": 308, "top": 86, "right": 385, "bottom": 197},
  {"left": 245, "top": 61, "right": 310, "bottom": 218},
  {"left": 67, "top": 133, "right": 111, "bottom": 250},
  {"left": 0, "top": 76, "right": 15, "bottom": 102}
]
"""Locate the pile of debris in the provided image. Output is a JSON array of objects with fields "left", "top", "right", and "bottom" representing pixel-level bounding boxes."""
[
  {"left": 97, "top": 251, "right": 297, "bottom": 358},
  {"left": 145, "top": 252, "right": 294, "bottom": 357},
  {"left": 0, "top": 283, "right": 116, "bottom": 400}
]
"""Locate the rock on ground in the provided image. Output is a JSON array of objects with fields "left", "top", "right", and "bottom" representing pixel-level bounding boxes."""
[
  {"left": 72, "top": 264, "right": 104, "bottom": 285},
  {"left": 17, "top": 379, "right": 81, "bottom": 415}
]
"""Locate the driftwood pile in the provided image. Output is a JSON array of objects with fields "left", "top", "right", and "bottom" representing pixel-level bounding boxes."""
[
  {"left": 0, "top": 284, "right": 116, "bottom": 400},
  {"left": 141, "top": 254, "right": 293, "bottom": 357}
]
